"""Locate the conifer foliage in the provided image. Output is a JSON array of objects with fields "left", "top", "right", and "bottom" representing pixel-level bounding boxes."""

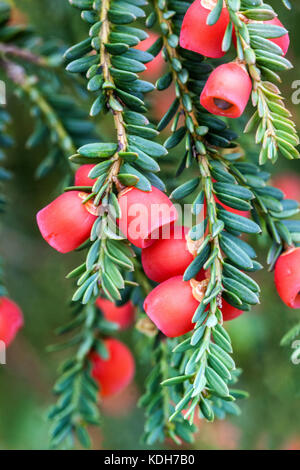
[{"left": 0, "top": 0, "right": 300, "bottom": 449}]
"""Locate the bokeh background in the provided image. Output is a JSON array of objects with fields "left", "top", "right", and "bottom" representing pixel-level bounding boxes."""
[{"left": 1, "top": 0, "right": 300, "bottom": 450}]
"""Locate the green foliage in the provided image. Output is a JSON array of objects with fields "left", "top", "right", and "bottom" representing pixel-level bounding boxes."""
[
  {"left": 48, "top": 302, "right": 118, "bottom": 449},
  {"left": 1, "top": 0, "right": 300, "bottom": 451},
  {"left": 226, "top": 0, "right": 299, "bottom": 163},
  {"left": 0, "top": 107, "right": 11, "bottom": 296},
  {"left": 65, "top": 0, "right": 166, "bottom": 308},
  {"left": 145, "top": 0, "right": 300, "bottom": 442},
  {"left": 0, "top": 1, "right": 100, "bottom": 181},
  {"left": 139, "top": 339, "right": 196, "bottom": 446}
]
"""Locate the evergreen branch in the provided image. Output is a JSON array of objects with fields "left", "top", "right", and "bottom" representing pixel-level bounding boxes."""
[
  {"left": 1, "top": 58, "right": 77, "bottom": 175},
  {"left": 21, "top": 78, "right": 76, "bottom": 157},
  {"left": 220, "top": 158, "right": 300, "bottom": 270},
  {"left": 152, "top": 0, "right": 251, "bottom": 427},
  {"left": 48, "top": 301, "right": 119, "bottom": 449},
  {"left": 139, "top": 338, "right": 196, "bottom": 446},
  {"left": 224, "top": 0, "right": 299, "bottom": 163},
  {"left": 55, "top": 0, "right": 168, "bottom": 448},
  {"left": 0, "top": 1, "right": 99, "bottom": 179},
  {"left": 65, "top": 0, "right": 167, "bottom": 304},
  {"left": 0, "top": 101, "right": 12, "bottom": 297}
]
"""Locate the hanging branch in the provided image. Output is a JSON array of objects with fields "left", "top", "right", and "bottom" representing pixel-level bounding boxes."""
[
  {"left": 217, "top": 1, "right": 300, "bottom": 271},
  {"left": 147, "top": 0, "right": 251, "bottom": 429},
  {"left": 0, "top": 4, "right": 99, "bottom": 180},
  {"left": 0, "top": 56, "right": 99, "bottom": 179},
  {"left": 65, "top": 0, "right": 168, "bottom": 305},
  {"left": 139, "top": 337, "right": 196, "bottom": 446},
  {"left": 0, "top": 3, "right": 19, "bottom": 297},
  {"left": 3, "top": 0, "right": 299, "bottom": 450},
  {"left": 222, "top": 0, "right": 299, "bottom": 163},
  {"left": 139, "top": 0, "right": 300, "bottom": 442},
  {"left": 46, "top": 0, "right": 171, "bottom": 449},
  {"left": 48, "top": 301, "right": 119, "bottom": 449},
  {"left": 0, "top": 90, "right": 12, "bottom": 297}
]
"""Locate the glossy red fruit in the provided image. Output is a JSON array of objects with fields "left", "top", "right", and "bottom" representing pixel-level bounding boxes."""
[
  {"left": 180, "top": 0, "right": 230, "bottom": 58},
  {"left": 144, "top": 276, "right": 199, "bottom": 337},
  {"left": 221, "top": 299, "right": 243, "bottom": 321},
  {"left": 96, "top": 298, "right": 135, "bottom": 329},
  {"left": 118, "top": 186, "right": 178, "bottom": 249},
  {"left": 272, "top": 173, "right": 300, "bottom": 202},
  {"left": 135, "top": 31, "right": 164, "bottom": 81},
  {"left": 74, "top": 164, "right": 96, "bottom": 187},
  {"left": 144, "top": 275, "right": 244, "bottom": 337},
  {"left": 267, "top": 17, "right": 290, "bottom": 56},
  {"left": 90, "top": 338, "right": 135, "bottom": 398},
  {"left": 141, "top": 226, "right": 194, "bottom": 283},
  {"left": 274, "top": 247, "right": 300, "bottom": 308},
  {"left": 0, "top": 297, "right": 23, "bottom": 346},
  {"left": 200, "top": 62, "right": 252, "bottom": 118},
  {"left": 36, "top": 191, "right": 97, "bottom": 253}
]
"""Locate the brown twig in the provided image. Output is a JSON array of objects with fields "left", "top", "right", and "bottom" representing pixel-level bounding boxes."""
[
  {"left": 0, "top": 44, "right": 46, "bottom": 66},
  {"left": 99, "top": 0, "right": 127, "bottom": 193}
]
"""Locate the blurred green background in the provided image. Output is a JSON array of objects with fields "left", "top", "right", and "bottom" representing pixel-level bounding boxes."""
[{"left": 0, "top": 0, "right": 300, "bottom": 450}]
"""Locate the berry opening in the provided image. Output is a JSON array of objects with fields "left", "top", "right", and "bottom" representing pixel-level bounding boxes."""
[
  {"left": 295, "top": 293, "right": 300, "bottom": 308},
  {"left": 213, "top": 98, "right": 233, "bottom": 110},
  {"left": 290, "top": 290, "right": 300, "bottom": 309}
]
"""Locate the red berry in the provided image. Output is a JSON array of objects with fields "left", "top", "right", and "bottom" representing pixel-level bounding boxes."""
[
  {"left": 272, "top": 173, "right": 300, "bottom": 202},
  {"left": 200, "top": 62, "right": 252, "bottom": 118},
  {"left": 141, "top": 226, "right": 194, "bottom": 283},
  {"left": 90, "top": 338, "right": 135, "bottom": 398},
  {"left": 180, "top": 0, "right": 230, "bottom": 59},
  {"left": 267, "top": 17, "right": 290, "bottom": 56},
  {"left": 274, "top": 247, "right": 300, "bottom": 308},
  {"left": 96, "top": 298, "right": 135, "bottom": 329},
  {"left": 143, "top": 276, "right": 199, "bottom": 337},
  {"left": 74, "top": 164, "right": 96, "bottom": 187},
  {"left": 36, "top": 191, "right": 97, "bottom": 253},
  {"left": 135, "top": 31, "right": 164, "bottom": 81},
  {"left": 144, "top": 276, "right": 244, "bottom": 337},
  {"left": 118, "top": 186, "right": 178, "bottom": 249},
  {"left": 0, "top": 297, "right": 23, "bottom": 346}
]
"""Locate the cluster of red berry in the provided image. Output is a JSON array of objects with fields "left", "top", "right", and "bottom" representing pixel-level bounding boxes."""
[
  {"left": 30, "top": 2, "right": 297, "bottom": 402},
  {"left": 142, "top": 225, "right": 242, "bottom": 337},
  {"left": 180, "top": 0, "right": 289, "bottom": 119},
  {"left": 37, "top": 164, "right": 177, "bottom": 398},
  {"left": 34, "top": 150, "right": 300, "bottom": 398}
]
